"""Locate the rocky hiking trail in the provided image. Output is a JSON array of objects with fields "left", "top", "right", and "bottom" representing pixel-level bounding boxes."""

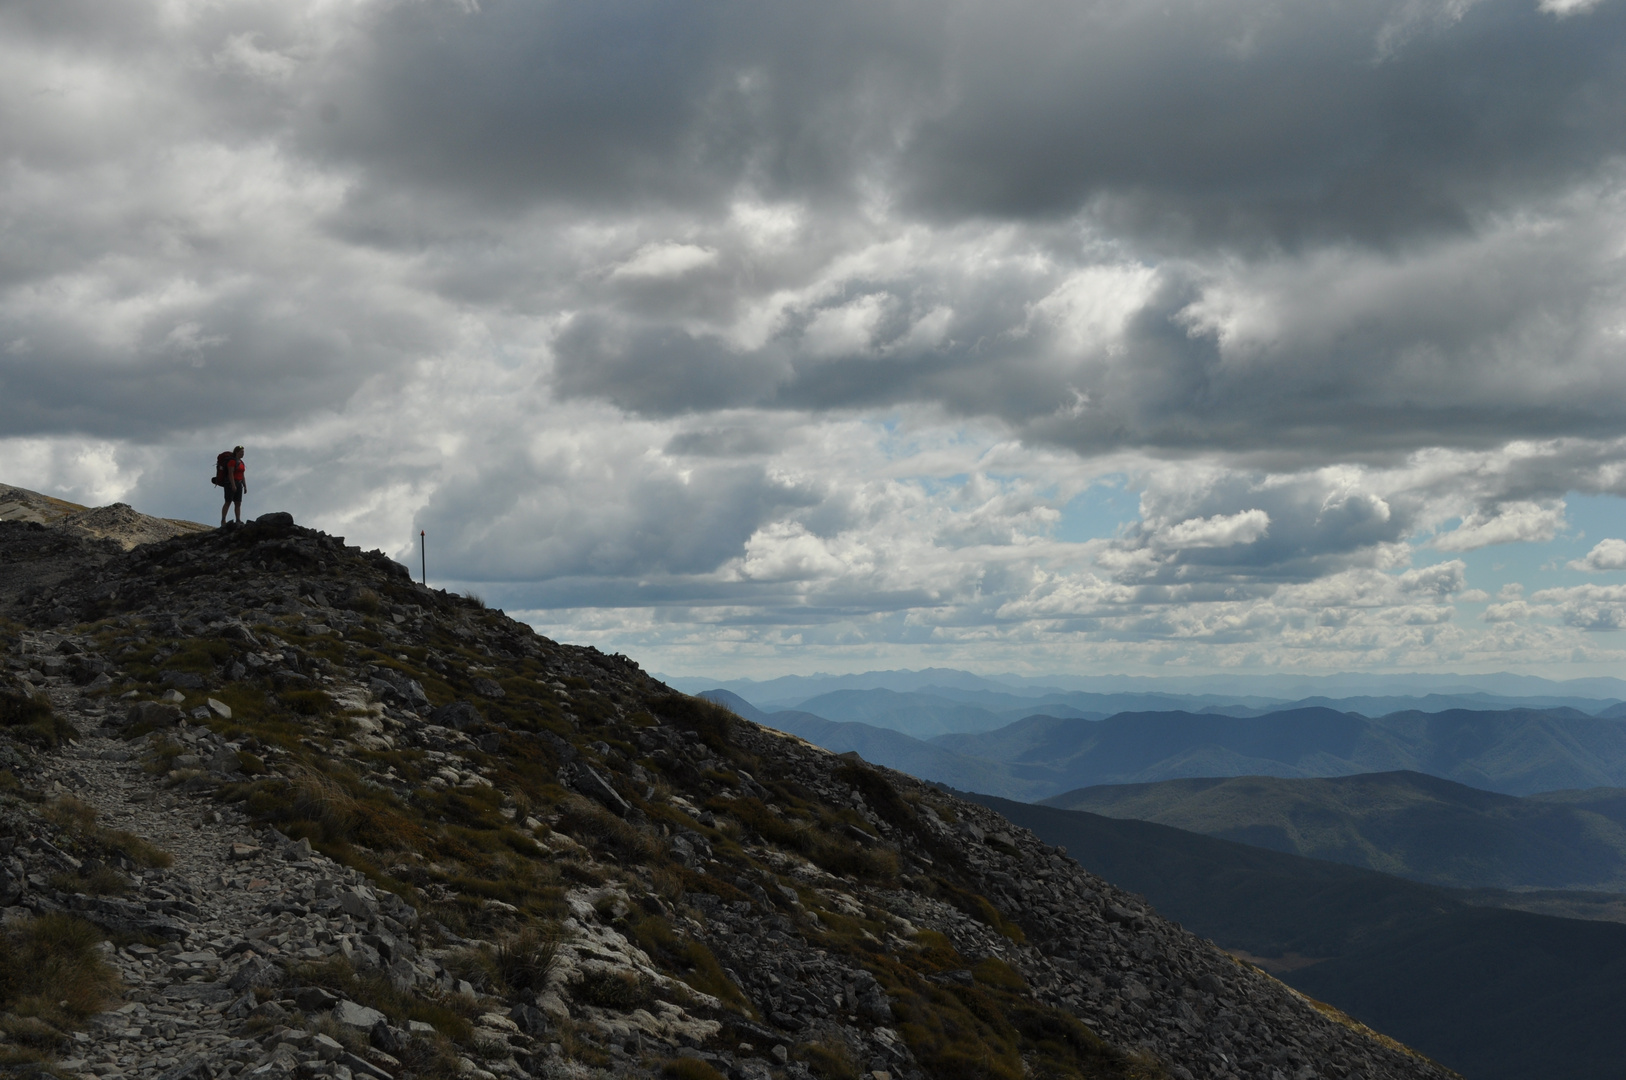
[
  {"left": 0, "top": 511, "right": 1461, "bottom": 1080},
  {"left": 33, "top": 704, "right": 427, "bottom": 1079}
]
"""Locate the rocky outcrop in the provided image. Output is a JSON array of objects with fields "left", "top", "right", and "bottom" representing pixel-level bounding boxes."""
[{"left": 0, "top": 511, "right": 1458, "bottom": 1080}]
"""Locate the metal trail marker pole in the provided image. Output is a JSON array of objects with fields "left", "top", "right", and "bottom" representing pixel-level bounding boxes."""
[{"left": 420, "top": 530, "right": 426, "bottom": 585}]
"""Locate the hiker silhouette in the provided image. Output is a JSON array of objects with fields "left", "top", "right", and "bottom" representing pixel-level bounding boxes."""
[{"left": 215, "top": 446, "right": 246, "bottom": 527}]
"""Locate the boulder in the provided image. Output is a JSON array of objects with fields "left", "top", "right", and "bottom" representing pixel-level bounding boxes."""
[
  {"left": 569, "top": 764, "right": 630, "bottom": 817},
  {"left": 125, "top": 701, "right": 184, "bottom": 728},
  {"left": 333, "top": 1000, "right": 388, "bottom": 1030},
  {"left": 227, "top": 958, "right": 283, "bottom": 992}
]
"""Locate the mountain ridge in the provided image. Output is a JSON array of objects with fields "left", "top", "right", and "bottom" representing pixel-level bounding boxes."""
[
  {"left": 1041, "top": 770, "right": 1626, "bottom": 891},
  {"left": 0, "top": 508, "right": 1457, "bottom": 1080}
]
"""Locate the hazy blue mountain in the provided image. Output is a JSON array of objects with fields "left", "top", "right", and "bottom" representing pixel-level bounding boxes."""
[
  {"left": 1041, "top": 770, "right": 1626, "bottom": 891},
  {"left": 787, "top": 688, "right": 1009, "bottom": 737},
  {"left": 1204, "top": 692, "right": 1625, "bottom": 717},
  {"left": 664, "top": 666, "right": 1626, "bottom": 706},
  {"left": 664, "top": 667, "right": 1026, "bottom": 704},
  {"left": 696, "top": 690, "right": 1047, "bottom": 799},
  {"left": 934, "top": 706, "right": 1626, "bottom": 797},
  {"left": 708, "top": 683, "right": 1626, "bottom": 800},
  {"left": 965, "top": 792, "right": 1626, "bottom": 1080}
]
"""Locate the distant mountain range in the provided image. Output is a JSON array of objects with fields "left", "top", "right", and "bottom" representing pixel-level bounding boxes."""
[
  {"left": 966, "top": 792, "right": 1626, "bottom": 1080},
  {"left": 1043, "top": 770, "right": 1626, "bottom": 891},
  {"left": 664, "top": 665, "right": 1626, "bottom": 709},
  {"left": 705, "top": 690, "right": 1626, "bottom": 800}
]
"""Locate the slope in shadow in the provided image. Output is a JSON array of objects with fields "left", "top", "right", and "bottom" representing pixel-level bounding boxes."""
[
  {"left": 1041, "top": 770, "right": 1626, "bottom": 891},
  {"left": 964, "top": 791, "right": 1626, "bottom": 1080}
]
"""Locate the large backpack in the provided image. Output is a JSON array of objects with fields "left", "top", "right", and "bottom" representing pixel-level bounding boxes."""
[{"left": 212, "top": 451, "right": 234, "bottom": 487}]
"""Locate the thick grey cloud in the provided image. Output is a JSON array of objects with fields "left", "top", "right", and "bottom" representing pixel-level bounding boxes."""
[
  {"left": 5, "top": 0, "right": 1626, "bottom": 676},
  {"left": 906, "top": 0, "right": 1626, "bottom": 246}
]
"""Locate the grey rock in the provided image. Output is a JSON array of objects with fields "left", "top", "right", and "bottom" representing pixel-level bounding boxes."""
[
  {"left": 337, "top": 887, "right": 378, "bottom": 921},
  {"left": 429, "top": 700, "right": 483, "bottom": 730},
  {"left": 69, "top": 895, "right": 190, "bottom": 941},
  {"left": 509, "top": 1003, "right": 550, "bottom": 1037},
  {"left": 568, "top": 763, "right": 630, "bottom": 817},
  {"left": 228, "top": 957, "right": 283, "bottom": 991},
  {"left": 294, "top": 986, "right": 340, "bottom": 1011},
  {"left": 471, "top": 677, "right": 506, "bottom": 698},
  {"left": 154, "top": 1057, "right": 210, "bottom": 1080},
  {"left": 333, "top": 999, "right": 388, "bottom": 1029},
  {"left": 255, "top": 512, "right": 296, "bottom": 528},
  {"left": 161, "top": 670, "right": 207, "bottom": 690},
  {"left": 369, "top": 1019, "right": 408, "bottom": 1055},
  {"left": 338, "top": 1052, "right": 393, "bottom": 1080},
  {"left": 126, "top": 701, "right": 185, "bottom": 728}
]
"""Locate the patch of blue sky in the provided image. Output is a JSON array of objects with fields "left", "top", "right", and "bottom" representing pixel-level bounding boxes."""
[{"left": 1054, "top": 474, "right": 1136, "bottom": 542}]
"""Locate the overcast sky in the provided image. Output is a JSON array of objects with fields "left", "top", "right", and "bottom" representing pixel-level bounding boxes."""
[{"left": 5, "top": 0, "right": 1626, "bottom": 680}]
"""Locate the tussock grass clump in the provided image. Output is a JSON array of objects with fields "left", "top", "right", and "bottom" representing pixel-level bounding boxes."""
[
  {"left": 648, "top": 693, "right": 735, "bottom": 752},
  {"left": 293, "top": 955, "right": 475, "bottom": 1045},
  {"left": 574, "top": 967, "right": 652, "bottom": 1010},
  {"left": 0, "top": 914, "right": 119, "bottom": 1039},
  {"left": 49, "top": 865, "right": 133, "bottom": 896},
  {"left": 662, "top": 1059, "right": 727, "bottom": 1080},
  {"left": 287, "top": 765, "right": 361, "bottom": 836},
  {"left": 41, "top": 797, "right": 172, "bottom": 868},
  {"left": 627, "top": 913, "right": 751, "bottom": 1013},
  {"left": 347, "top": 588, "right": 383, "bottom": 615},
  {"left": 0, "top": 689, "right": 75, "bottom": 748},
  {"left": 555, "top": 796, "right": 658, "bottom": 863},
  {"left": 495, "top": 924, "right": 564, "bottom": 996},
  {"left": 797, "top": 1037, "right": 863, "bottom": 1080},
  {"left": 280, "top": 688, "right": 334, "bottom": 716}
]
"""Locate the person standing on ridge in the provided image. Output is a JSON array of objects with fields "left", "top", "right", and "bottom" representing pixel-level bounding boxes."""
[{"left": 218, "top": 445, "right": 246, "bottom": 527}]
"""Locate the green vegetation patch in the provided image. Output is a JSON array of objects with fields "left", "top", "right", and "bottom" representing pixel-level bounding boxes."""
[
  {"left": 0, "top": 913, "right": 119, "bottom": 1050},
  {"left": 0, "top": 690, "right": 75, "bottom": 748}
]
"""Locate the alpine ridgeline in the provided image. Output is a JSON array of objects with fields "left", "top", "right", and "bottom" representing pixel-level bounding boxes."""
[{"left": 0, "top": 510, "right": 1457, "bottom": 1080}]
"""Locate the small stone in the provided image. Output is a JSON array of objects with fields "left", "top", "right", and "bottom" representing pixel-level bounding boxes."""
[
  {"left": 771, "top": 1045, "right": 790, "bottom": 1065},
  {"left": 161, "top": 690, "right": 186, "bottom": 704},
  {"left": 313, "top": 1034, "right": 344, "bottom": 1061},
  {"left": 207, "top": 698, "right": 232, "bottom": 719},
  {"left": 229, "top": 843, "right": 262, "bottom": 861},
  {"left": 407, "top": 1020, "right": 436, "bottom": 1035}
]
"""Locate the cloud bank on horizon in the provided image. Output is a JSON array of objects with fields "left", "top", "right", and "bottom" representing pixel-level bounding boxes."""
[{"left": 5, "top": 0, "right": 1626, "bottom": 678}]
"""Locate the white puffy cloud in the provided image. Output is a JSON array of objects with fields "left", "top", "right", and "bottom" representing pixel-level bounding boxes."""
[
  {"left": 1569, "top": 538, "right": 1626, "bottom": 571},
  {"left": 1156, "top": 510, "right": 1271, "bottom": 550},
  {"left": 1432, "top": 501, "right": 1568, "bottom": 551}
]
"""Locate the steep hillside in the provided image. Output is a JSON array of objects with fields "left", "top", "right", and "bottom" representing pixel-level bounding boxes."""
[
  {"left": 0, "top": 483, "right": 208, "bottom": 551},
  {"left": 968, "top": 794, "right": 1626, "bottom": 1080},
  {"left": 1042, "top": 771, "right": 1626, "bottom": 891},
  {"left": 0, "top": 513, "right": 1456, "bottom": 1080}
]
